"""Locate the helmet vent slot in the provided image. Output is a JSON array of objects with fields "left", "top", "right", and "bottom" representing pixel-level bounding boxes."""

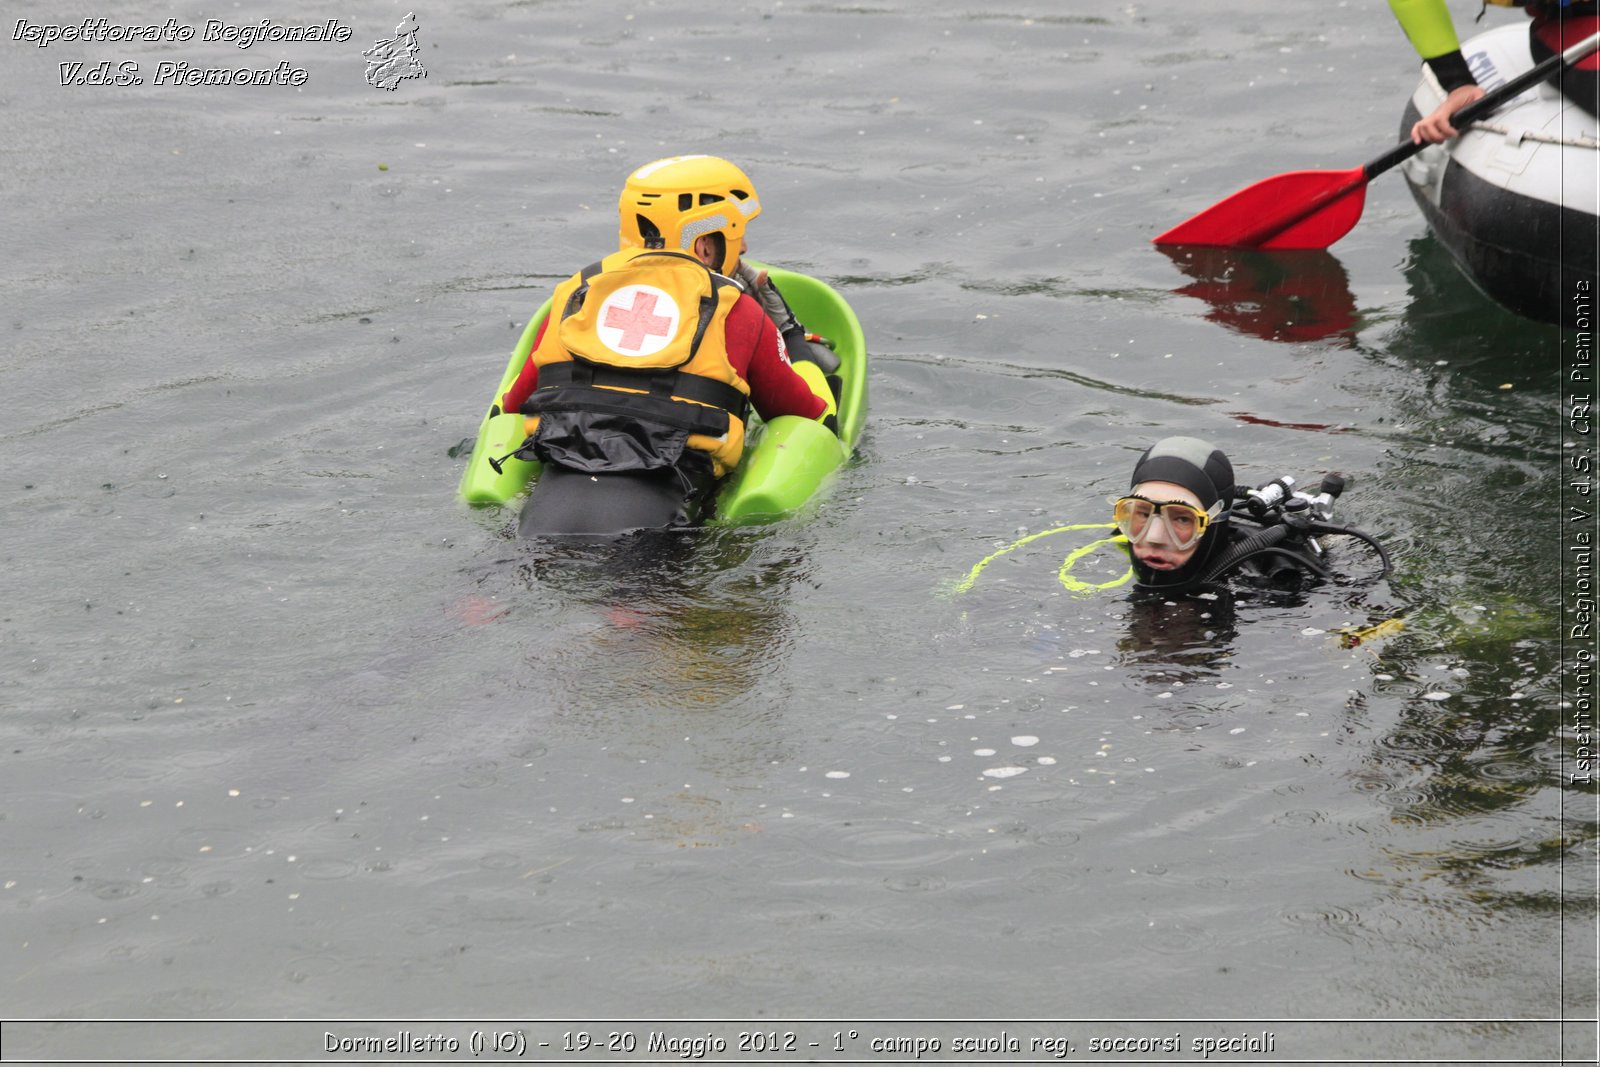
[{"left": 636, "top": 215, "right": 664, "bottom": 248}]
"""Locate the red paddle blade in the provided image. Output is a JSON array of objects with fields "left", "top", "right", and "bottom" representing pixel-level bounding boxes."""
[{"left": 1153, "top": 167, "right": 1370, "bottom": 249}]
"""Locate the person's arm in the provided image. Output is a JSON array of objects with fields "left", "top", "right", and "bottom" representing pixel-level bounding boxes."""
[
  {"left": 733, "top": 262, "right": 841, "bottom": 372},
  {"left": 1411, "top": 84, "right": 1486, "bottom": 143},
  {"left": 1389, "top": 0, "right": 1477, "bottom": 88},
  {"left": 1388, "top": 0, "right": 1486, "bottom": 143},
  {"left": 499, "top": 317, "right": 549, "bottom": 414},
  {"left": 725, "top": 296, "right": 827, "bottom": 422}
]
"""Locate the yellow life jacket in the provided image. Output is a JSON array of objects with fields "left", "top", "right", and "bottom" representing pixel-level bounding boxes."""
[{"left": 521, "top": 248, "right": 752, "bottom": 476}]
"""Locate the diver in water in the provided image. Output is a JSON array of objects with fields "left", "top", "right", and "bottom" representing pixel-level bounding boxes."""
[
  {"left": 1115, "top": 436, "right": 1392, "bottom": 599},
  {"left": 949, "top": 435, "right": 1390, "bottom": 602}
]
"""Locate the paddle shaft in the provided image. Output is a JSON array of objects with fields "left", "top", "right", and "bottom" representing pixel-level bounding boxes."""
[{"left": 1365, "top": 28, "right": 1600, "bottom": 182}]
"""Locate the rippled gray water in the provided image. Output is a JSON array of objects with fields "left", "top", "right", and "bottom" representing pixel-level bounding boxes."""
[{"left": 3, "top": 0, "right": 1594, "bottom": 1061}]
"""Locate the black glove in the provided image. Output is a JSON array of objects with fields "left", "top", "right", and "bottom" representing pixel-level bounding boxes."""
[
  {"left": 781, "top": 321, "right": 842, "bottom": 374},
  {"left": 735, "top": 263, "right": 842, "bottom": 373}
]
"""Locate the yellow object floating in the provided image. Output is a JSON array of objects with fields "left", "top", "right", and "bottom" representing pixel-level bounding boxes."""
[{"left": 1336, "top": 617, "right": 1406, "bottom": 648}]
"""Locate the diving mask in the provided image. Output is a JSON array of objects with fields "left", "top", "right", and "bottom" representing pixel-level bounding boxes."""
[{"left": 1112, "top": 495, "right": 1223, "bottom": 551}]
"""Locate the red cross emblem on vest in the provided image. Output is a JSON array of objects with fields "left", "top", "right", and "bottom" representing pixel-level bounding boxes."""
[{"left": 597, "top": 285, "right": 680, "bottom": 357}]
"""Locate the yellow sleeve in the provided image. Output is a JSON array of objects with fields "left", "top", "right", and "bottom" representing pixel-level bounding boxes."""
[
  {"left": 791, "top": 360, "right": 837, "bottom": 424},
  {"left": 1387, "top": 0, "right": 1461, "bottom": 61}
]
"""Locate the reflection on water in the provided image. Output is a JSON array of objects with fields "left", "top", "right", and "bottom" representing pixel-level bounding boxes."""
[
  {"left": 1347, "top": 591, "right": 1587, "bottom": 903},
  {"left": 1115, "top": 595, "right": 1239, "bottom": 683},
  {"left": 1156, "top": 246, "right": 1360, "bottom": 345},
  {"left": 1336, "top": 273, "right": 1581, "bottom": 917},
  {"left": 497, "top": 528, "right": 812, "bottom": 715},
  {"left": 1389, "top": 234, "right": 1566, "bottom": 390}
]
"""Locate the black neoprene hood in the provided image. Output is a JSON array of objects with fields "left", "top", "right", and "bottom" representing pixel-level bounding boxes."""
[{"left": 1129, "top": 436, "right": 1235, "bottom": 511}]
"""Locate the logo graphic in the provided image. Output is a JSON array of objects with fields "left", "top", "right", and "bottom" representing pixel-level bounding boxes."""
[
  {"left": 597, "top": 286, "right": 680, "bottom": 357},
  {"left": 363, "top": 12, "right": 426, "bottom": 91}
]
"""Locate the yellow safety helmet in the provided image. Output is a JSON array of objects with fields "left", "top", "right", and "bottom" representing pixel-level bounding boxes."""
[{"left": 617, "top": 155, "right": 761, "bottom": 275}]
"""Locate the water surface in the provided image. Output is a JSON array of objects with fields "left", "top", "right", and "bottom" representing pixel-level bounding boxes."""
[{"left": 2, "top": 1, "right": 1593, "bottom": 1061}]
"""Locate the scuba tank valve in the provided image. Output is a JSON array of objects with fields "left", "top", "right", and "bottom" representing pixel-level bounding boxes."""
[
  {"left": 1291, "top": 473, "right": 1346, "bottom": 522},
  {"left": 1244, "top": 475, "right": 1295, "bottom": 516}
]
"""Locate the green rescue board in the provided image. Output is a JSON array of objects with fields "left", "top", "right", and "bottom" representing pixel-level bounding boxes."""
[{"left": 458, "top": 264, "right": 867, "bottom": 525}]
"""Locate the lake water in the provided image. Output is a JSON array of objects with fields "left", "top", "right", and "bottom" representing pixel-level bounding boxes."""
[{"left": 3, "top": 1, "right": 1595, "bottom": 1063}]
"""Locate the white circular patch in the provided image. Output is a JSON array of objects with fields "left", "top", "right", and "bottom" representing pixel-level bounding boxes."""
[{"left": 595, "top": 284, "right": 680, "bottom": 357}]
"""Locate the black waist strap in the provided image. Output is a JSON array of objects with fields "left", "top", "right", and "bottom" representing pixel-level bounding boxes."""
[
  {"left": 534, "top": 362, "right": 749, "bottom": 419},
  {"left": 524, "top": 386, "right": 731, "bottom": 437}
]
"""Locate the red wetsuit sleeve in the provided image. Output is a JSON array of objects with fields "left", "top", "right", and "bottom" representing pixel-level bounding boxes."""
[
  {"left": 724, "top": 294, "right": 826, "bottom": 422},
  {"left": 499, "top": 317, "right": 549, "bottom": 414}
]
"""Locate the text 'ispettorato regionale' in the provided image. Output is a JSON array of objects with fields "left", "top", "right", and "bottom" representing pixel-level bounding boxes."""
[{"left": 13, "top": 18, "right": 354, "bottom": 87}]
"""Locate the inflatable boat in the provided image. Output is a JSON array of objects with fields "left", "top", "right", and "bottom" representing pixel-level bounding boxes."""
[
  {"left": 458, "top": 263, "right": 867, "bottom": 529},
  {"left": 1399, "top": 22, "right": 1598, "bottom": 326}
]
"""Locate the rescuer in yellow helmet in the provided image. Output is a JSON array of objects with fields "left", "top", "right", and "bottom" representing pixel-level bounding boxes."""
[
  {"left": 499, "top": 155, "right": 836, "bottom": 534},
  {"left": 618, "top": 156, "right": 843, "bottom": 375}
]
